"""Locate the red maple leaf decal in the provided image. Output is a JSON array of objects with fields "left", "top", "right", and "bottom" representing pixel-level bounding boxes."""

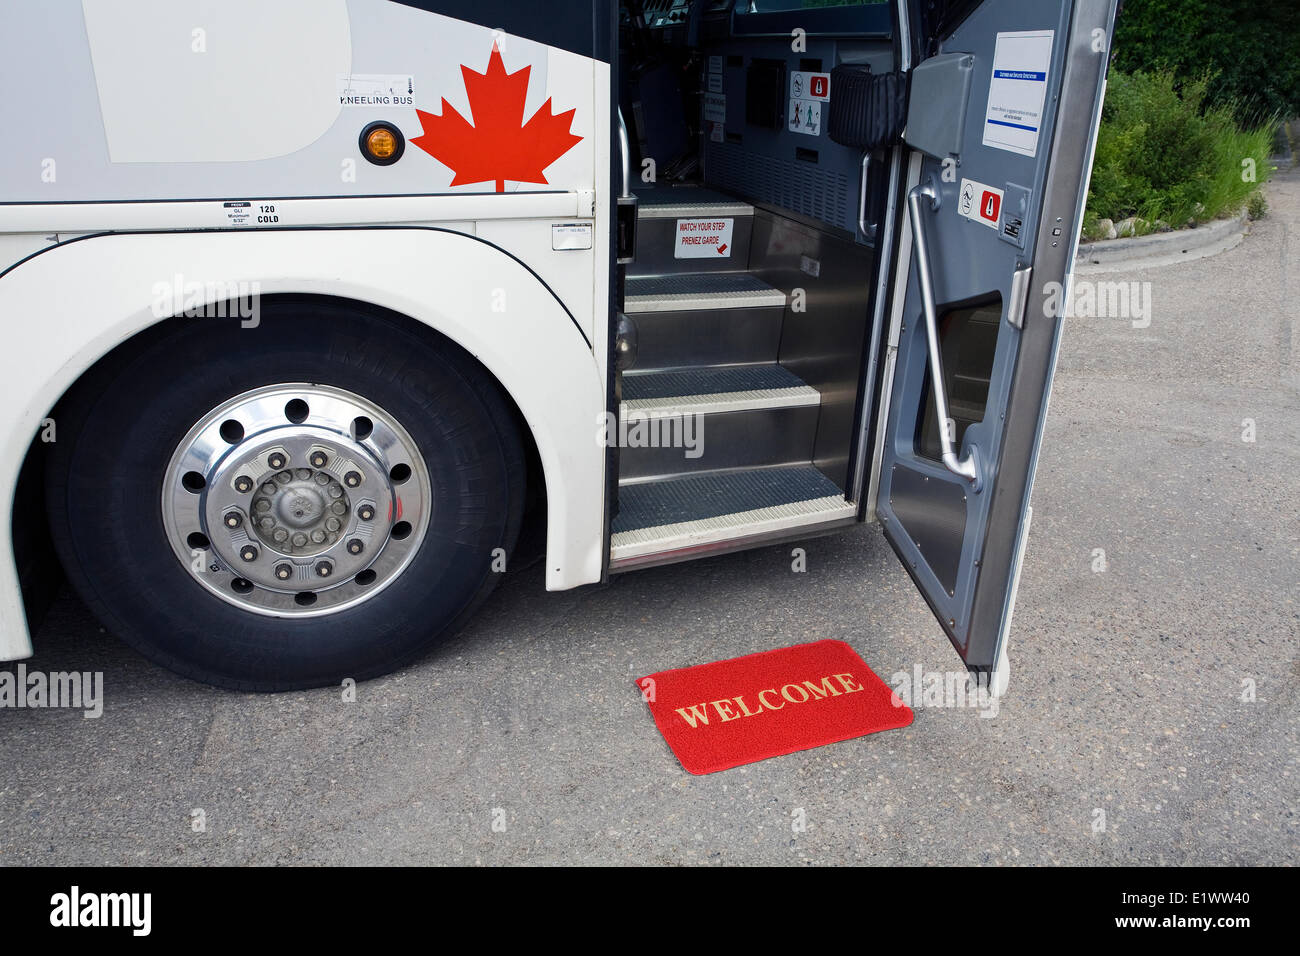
[{"left": 411, "top": 44, "right": 583, "bottom": 193}]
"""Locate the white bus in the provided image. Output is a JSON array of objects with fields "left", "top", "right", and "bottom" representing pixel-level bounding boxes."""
[{"left": 0, "top": 0, "right": 1118, "bottom": 690}]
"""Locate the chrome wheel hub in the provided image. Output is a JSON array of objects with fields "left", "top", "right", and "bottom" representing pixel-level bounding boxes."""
[
  {"left": 163, "top": 384, "right": 432, "bottom": 616},
  {"left": 251, "top": 467, "right": 350, "bottom": 554}
]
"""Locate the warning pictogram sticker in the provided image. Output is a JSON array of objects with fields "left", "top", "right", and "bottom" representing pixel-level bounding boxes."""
[{"left": 958, "top": 178, "right": 1005, "bottom": 231}]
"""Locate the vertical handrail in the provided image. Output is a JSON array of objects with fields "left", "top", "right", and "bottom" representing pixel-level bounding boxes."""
[
  {"left": 617, "top": 108, "right": 633, "bottom": 200},
  {"left": 858, "top": 153, "right": 876, "bottom": 241},
  {"left": 906, "top": 180, "right": 980, "bottom": 485}
]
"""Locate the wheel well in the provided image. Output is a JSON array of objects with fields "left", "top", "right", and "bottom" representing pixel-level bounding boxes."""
[{"left": 13, "top": 293, "right": 549, "bottom": 629}]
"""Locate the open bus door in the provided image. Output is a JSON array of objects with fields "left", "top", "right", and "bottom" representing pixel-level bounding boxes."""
[{"left": 874, "top": 0, "right": 1119, "bottom": 690}]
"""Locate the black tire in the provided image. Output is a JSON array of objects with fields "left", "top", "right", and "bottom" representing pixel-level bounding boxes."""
[{"left": 45, "top": 299, "right": 525, "bottom": 691}]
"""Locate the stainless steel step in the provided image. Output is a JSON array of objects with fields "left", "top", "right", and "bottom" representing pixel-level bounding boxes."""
[
  {"left": 610, "top": 464, "right": 855, "bottom": 567},
  {"left": 627, "top": 185, "right": 755, "bottom": 276},
  {"left": 624, "top": 273, "right": 787, "bottom": 313},
  {"left": 617, "top": 365, "right": 821, "bottom": 483},
  {"left": 623, "top": 274, "right": 788, "bottom": 370},
  {"left": 621, "top": 364, "right": 819, "bottom": 419},
  {"left": 634, "top": 185, "right": 755, "bottom": 220}
]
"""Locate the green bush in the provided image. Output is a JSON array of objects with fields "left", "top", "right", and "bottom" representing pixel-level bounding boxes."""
[
  {"left": 1113, "top": 0, "right": 1300, "bottom": 124},
  {"left": 1086, "top": 70, "right": 1274, "bottom": 230}
]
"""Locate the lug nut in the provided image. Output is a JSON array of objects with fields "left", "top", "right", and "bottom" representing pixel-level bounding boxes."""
[
  {"left": 268, "top": 452, "right": 287, "bottom": 469},
  {"left": 274, "top": 563, "right": 293, "bottom": 581},
  {"left": 310, "top": 451, "right": 329, "bottom": 468},
  {"left": 315, "top": 560, "right": 333, "bottom": 578},
  {"left": 358, "top": 505, "right": 375, "bottom": 521},
  {"left": 234, "top": 475, "right": 254, "bottom": 494},
  {"left": 240, "top": 545, "right": 259, "bottom": 562},
  {"left": 224, "top": 511, "right": 243, "bottom": 529},
  {"left": 347, "top": 539, "right": 364, "bottom": 556},
  {"left": 344, "top": 470, "right": 363, "bottom": 488}
]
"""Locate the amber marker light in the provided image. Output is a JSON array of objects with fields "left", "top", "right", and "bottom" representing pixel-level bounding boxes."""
[{"left": 359, "top": 122, "right": 405, "bottom": 166}]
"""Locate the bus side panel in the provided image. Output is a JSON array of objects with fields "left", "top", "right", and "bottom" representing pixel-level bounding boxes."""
[
  {"left": 0, "top": 228, "right": 608, "bottom": 661},
  {"left": 1, "top": 0, "right": 597, "bottom": 203}
]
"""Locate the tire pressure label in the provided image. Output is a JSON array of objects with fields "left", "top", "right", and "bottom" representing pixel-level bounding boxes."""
[
  {"left": 223, "top": 201, "right": 253, "bottom": 226},
  {"left": 221, "top": 201, "right": 284, "bottom": 227},
  {"left": 674, "top": 218, "right": 734, "bottom": 258}
]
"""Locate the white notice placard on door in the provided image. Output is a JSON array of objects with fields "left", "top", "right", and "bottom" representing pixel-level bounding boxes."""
[{"left": 982, "top": 30, "right": 1054, "bottom": 157}]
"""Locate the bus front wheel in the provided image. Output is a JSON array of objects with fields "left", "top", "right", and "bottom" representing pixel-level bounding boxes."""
[{"left": 45, "top": 301, "right": 525, "bottom": 691}]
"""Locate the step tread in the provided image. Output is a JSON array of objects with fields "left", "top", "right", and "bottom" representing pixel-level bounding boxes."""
[
  {"left": 623, "top": 363, "right": 806, "bottom": 400},
  {"left": 612, "top": 465, "right": 845, "bottom": 534},
  {"left": 634, "top": 184, "right": 754, "bottom": 219},
  {"left": 624, "top": 273, "right": 786, "bottom": 313},
  {"left": 621, "top": 365, "right": 818, "bottom": 417},
  {"left": 610, "top": 465, "right": 854, "bottom": 562}
]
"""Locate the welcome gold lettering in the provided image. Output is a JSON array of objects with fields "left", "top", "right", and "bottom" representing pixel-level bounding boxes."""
[
  {"left": 802, "top": 676, "right": 842, "bottom": 700},
  {"left": 673, "top": 673, "right": 861, "bottom": 728},
  {"left": 674, "top": 703, "right": 712, "bottom": 728},
  {"left": 711, "top": 699, "right": 740, "bottom": 721}
]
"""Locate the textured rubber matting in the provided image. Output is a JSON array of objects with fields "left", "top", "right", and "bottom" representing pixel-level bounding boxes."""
[
  {"left": 637, "top": 640, "right": 914, "bottom": 774},
  {"left": 622, "top": 365, "right": 807, "bottom": 401},
  {"left": 613, "top": 465, "right": 844, "bottom": 534}
]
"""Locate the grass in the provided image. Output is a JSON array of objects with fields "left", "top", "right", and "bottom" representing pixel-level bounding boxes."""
[{"left": 1084, "top": 70, "right": 1275, "bottom": 239}]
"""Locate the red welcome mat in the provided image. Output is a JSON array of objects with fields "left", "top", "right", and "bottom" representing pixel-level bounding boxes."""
[{"left": 636, "top": 640, "right": 913, "bottom": 775}]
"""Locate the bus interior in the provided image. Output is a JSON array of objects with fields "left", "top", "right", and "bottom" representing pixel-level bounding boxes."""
[{"left": 611, "top": 0, "right": 918, "bottom": 568}]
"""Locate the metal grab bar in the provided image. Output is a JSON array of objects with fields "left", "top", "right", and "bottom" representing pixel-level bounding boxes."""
[
  {"left": 857, "top": 153, "right": 876, "bottom": 242},
  {"left": 906, "top": 180, "right": 980, "bottom": 485},
  {"left": 617, "top": 108, "right": 633, "bottom": 200}
]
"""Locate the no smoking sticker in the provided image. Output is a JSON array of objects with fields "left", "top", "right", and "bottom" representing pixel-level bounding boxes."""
[{"left": 958, "top": 178, "right": 1004, "bottom": 230}]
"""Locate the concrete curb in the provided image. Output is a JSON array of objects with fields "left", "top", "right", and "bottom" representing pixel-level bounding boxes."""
[{"left": 1074, "top": 209, "right": 1250, "bottom": 275}]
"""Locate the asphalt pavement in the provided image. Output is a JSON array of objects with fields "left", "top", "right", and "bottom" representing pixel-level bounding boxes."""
[{"left": 1, "top": 170, "right": 1296, "bottom": 866}]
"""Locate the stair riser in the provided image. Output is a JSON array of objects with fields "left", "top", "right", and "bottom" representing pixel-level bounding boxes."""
[
  {"left": 627, "top": 216, "right": 753, "bottom": 277},
  {"left": 617, "top": 405, "right": 819, "bottom": 482},
  {"left": 624, "top": 305, "right": 785, "bottom": 371}
]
